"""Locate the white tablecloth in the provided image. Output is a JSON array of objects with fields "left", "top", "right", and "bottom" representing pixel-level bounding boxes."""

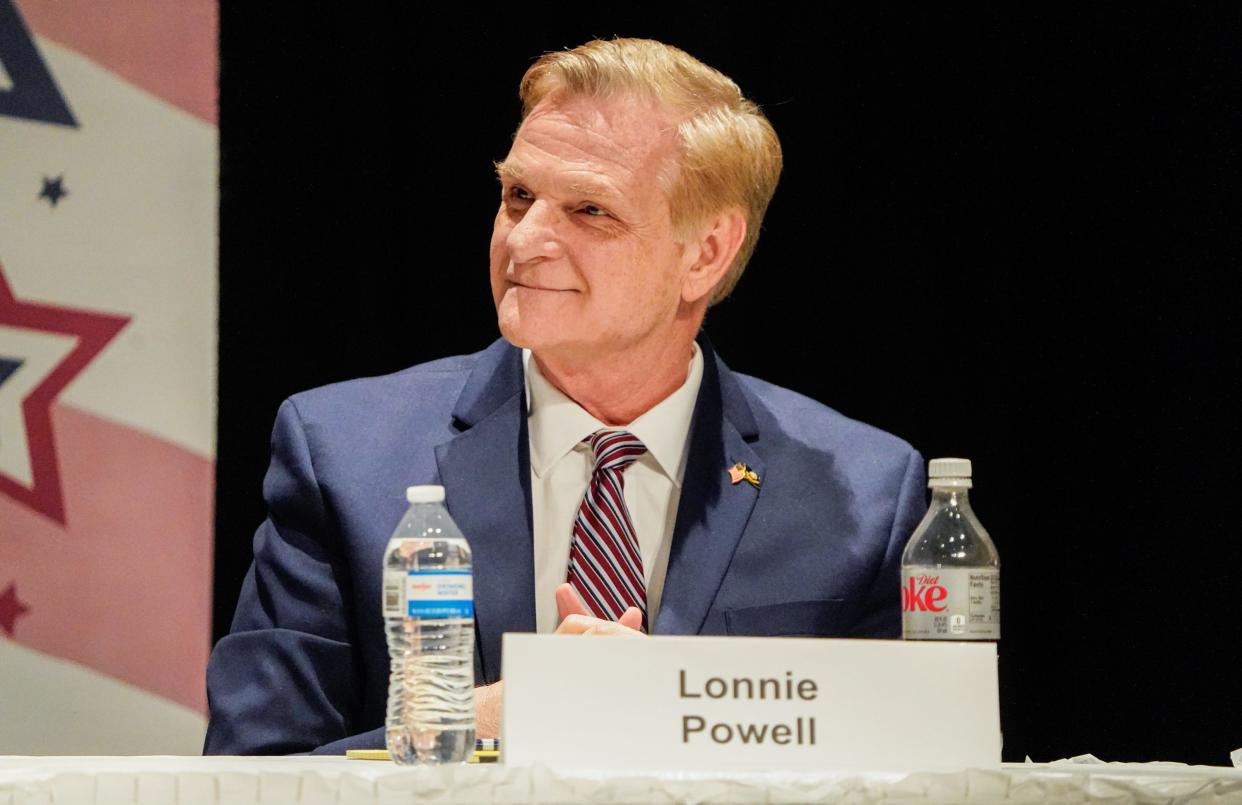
[{"left": 2, "top": 755, "right": 1241, "bottom": 804}]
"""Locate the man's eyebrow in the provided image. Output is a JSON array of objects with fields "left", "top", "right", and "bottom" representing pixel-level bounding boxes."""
[
  {"left": 493, "top": 159, "right": 521, "bottom": 182},
  {"left": 567, "top": 180, "right": 621, "bottom": 200},
  {"left": 493, "top": 160, "right": 622, "bottom": 200}
]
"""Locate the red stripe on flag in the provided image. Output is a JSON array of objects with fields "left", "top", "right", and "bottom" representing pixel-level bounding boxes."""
[
  {"left": 0, "top": 403, "right": 213, "bottom": 714},
  {"left": 16, "top": 0, "right": 218, "bottom": 125},
  {"left": 0, "top": 268, "right": 130, "bottom": 525}
]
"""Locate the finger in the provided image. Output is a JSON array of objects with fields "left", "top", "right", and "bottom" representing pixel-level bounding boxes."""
[
  {"left": 555, "top": 582, "right": 590, "bottom": 623},
  {"left": 589, "top": 620, "right": 645, "bottom": 637},
  {"left": 554, "top": 613, "right": 601, "bottom": 635},
  {"left": 618, "top": 606, "right": 644, "bottom": 632},
  {"left": 474, "top": 680, "right": 503, "bottom": 739},
  {"left": 555, "top": 614, "right": 644, "bottom": 637}
]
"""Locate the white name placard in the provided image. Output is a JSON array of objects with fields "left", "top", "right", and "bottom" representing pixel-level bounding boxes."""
[{"left": 502, "top": 634, "right": 999, "bottom": 773}]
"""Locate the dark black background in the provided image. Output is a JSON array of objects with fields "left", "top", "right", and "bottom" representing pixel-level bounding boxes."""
[{"left": 216, "top": 5, "right": 1241, "bottom": 765}]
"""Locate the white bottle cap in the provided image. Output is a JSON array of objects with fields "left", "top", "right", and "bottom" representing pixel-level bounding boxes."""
[
  {"left": 406, "top": 485, "right": 446, "bottom": 503},
  {"left": 928, "top": 457, "right": 973, "bottom": 488}
]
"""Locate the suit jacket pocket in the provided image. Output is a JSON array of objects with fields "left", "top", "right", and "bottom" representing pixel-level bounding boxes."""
[{"left": 723, "top": 599, "right": 855, "bottom": 637}]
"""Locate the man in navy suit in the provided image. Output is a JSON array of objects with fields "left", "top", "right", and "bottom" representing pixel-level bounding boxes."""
[{"left": 205, "top": 38, "right": 925, "bottom": 755}]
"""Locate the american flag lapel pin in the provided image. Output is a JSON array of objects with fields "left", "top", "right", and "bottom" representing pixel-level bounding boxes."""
[{"left": 728, "top": 462, "right": 761, "bottom": 488}]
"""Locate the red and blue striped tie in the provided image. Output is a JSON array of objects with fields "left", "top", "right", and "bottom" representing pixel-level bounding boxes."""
[{"left": 567, "top": 430, "right": 648, "bottom": 625}]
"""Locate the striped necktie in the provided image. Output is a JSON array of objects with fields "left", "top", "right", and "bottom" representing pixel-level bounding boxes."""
[{"left": 566, "top": 429, "right": 648, "bottom": 625}]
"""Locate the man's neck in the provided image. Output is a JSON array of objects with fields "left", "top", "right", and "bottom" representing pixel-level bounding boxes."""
[{"left": 532, "top": 334, "right": 698, "bottom": 426}]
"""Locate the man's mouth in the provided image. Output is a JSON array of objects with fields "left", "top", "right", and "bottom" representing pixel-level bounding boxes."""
[{"left": 512, "top": 281, "right": 573, "bottom": 292}]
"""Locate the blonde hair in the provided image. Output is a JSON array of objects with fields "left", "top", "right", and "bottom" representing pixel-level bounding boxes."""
[{"left": 518, "top": 38, "right": 783, "bottom": 305}]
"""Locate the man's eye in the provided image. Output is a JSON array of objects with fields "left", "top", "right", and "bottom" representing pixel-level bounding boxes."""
[
  {"left": 505, "top": 187, "right": 532, "bottom": 203},
  {"left": 579, "top": 205, "right": 608, "bottom": 217}
]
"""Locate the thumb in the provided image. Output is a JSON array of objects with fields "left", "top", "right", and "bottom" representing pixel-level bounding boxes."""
[
  {"left": 556, "top": 583, "right": 590, "bottom": 623},
  {"left": 618, "top": 606, "right": 644, "bottom": 632}
]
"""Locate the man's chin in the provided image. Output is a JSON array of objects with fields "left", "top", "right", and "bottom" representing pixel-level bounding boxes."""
[
  {"left": 497, "top": 326, "right": 556, "bottom": 353},
  {"left": 495, "top": 296, "right": 574, "bottom": 352},
  {"left": 498, "top": 329, "right": 530, "bottom": 350},
  {"left": 497, "top": 321, "right": 594, "bottom": 360},
  {"left": 496, "top": 313, "right": 545, "bottom": 352}
]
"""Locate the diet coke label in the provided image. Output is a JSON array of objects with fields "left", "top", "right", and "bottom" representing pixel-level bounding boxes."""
[{"left": 902, "top": 567, "right": 999, "bottom": 640}]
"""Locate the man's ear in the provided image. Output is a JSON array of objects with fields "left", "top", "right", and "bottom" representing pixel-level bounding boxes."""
[{"left": 680, "top": 208, "right": 747, "bottom": 305}]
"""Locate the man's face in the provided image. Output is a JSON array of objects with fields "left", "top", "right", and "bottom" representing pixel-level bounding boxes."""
[{"left": 490, "top": 94, "right": 691, "bottom": 364}]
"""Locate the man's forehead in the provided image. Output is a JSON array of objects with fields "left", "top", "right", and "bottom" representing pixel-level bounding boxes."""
[{"left": 498, "top": 94, "right": 680, "bottom": 193}]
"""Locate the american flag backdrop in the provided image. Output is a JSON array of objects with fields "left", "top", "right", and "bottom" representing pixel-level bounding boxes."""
[{"left": 0, "top": 0, "right": 216, "bottom": 753}]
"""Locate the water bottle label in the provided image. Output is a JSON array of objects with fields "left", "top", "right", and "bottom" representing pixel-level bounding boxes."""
[
  {"left": 901, "top": 567, "right": 999, "bottom": 640},
  {"left": 383, "top": 570, "right": 474, "bottom": 618}
]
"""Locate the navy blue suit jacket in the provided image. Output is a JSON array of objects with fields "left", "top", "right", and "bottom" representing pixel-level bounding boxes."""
[{"left": 204, "top": 335, "right": 926, "bottom": 755}]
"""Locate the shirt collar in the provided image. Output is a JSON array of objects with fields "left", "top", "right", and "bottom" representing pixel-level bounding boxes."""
[{"left": 524, "top": 343, "right": 704, "bottom": 487}]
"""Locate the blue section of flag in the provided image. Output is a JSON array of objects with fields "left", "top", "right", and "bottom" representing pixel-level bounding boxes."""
[
  {"left": 0, "top": 0, "right": 78, "bottom": 127},
  {"left": 0, "top": 356, "right": 21, "bottom": 387}
]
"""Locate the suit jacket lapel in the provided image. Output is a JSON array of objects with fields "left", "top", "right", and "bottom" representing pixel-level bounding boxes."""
[
  {"left": 434, "top": 339, "right": 534, "bottom": 683},
  {"left": 655, "top": 335, "right": 764, "bottom": 635}
]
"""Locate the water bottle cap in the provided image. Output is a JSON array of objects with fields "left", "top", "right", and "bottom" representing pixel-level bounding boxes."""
[
  {"left": 928, "top": 458, "right": 973, "bottom": 488},
  {"left": 406, "top": 485, "right": 446, "bottom": 504}
]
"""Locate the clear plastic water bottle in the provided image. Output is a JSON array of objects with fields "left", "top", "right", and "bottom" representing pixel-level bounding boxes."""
[
  {"left": 901, "top": 458, "right": 1000, "bottom": 640},
  {"left": 382, "top": 485, "right": 476, "bottom": 764}
]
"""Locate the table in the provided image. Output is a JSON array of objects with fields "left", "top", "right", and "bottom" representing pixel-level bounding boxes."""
[{"left": 2, "top": 755, "right": 1241, "bottom": 803}]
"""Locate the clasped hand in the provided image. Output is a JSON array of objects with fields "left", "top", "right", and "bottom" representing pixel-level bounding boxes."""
[{"left": 474, "top": 583, "right": 644, "bottom": 738}]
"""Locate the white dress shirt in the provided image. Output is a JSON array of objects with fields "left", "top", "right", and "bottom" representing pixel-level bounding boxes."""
[{"left": 524, "top": 344, "right": 704, "bottom": 634}]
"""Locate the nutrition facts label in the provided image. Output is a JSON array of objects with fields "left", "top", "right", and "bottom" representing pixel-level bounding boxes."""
[{"left": 901, "top": 567, "right": 999, "bottom": 640}]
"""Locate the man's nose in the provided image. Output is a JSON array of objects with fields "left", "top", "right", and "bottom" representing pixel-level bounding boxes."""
[{"left": 505, "top": 199, "right": 565, "bottom": 263}]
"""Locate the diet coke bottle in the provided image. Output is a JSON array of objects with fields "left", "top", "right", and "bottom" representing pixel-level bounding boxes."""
[{"left": 901, "top": 458, "right": 1000, "bottom": 640}]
